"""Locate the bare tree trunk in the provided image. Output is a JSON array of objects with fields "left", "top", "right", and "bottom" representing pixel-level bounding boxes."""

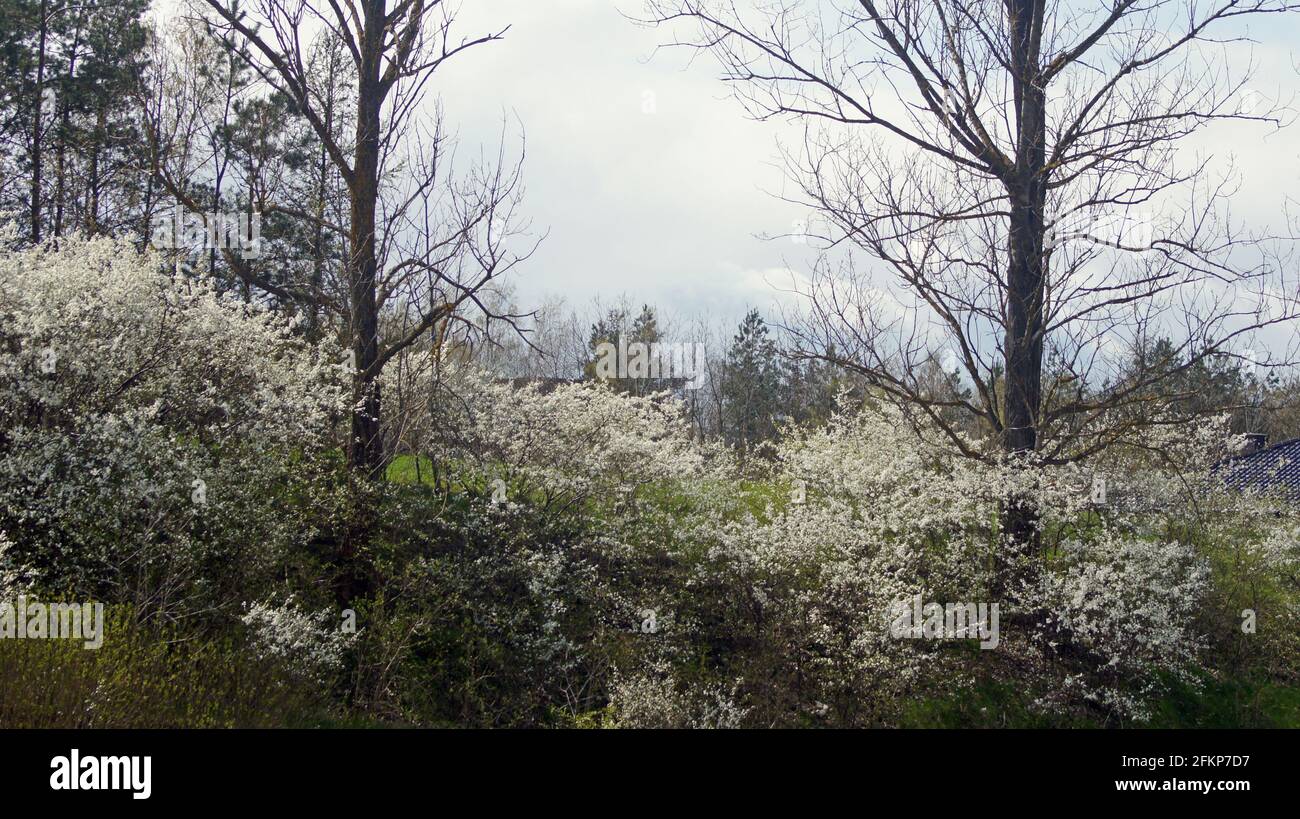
[
  {"left": 347, "top": 0, "right": 385, "bottom": 480},
  {"left": 333, "top": 0, "right": 388, "bottom": 607},
  {"left": 187, "top": 0, "right": 534, "bottom": 605},
  {"left": 999, "top": 0, "right": 1048, "bottom": 582}
]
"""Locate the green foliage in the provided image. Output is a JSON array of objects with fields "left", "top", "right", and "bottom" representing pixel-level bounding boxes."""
[
  {"left": 721, "top": 309, "right": 784, "bottom": 454},
  {"left": 902, "top": 673, "right": 1300, "bottom": 728},
  {"left": 0, "top": 606, "right": 330, "bottom": 728},
  {"left": 1144, "top": 674, "right": 1300, "bottom": 728}
]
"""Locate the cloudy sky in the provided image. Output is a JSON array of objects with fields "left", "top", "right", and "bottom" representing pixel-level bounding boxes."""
[
  {"left": 435, "top": 0, "right": 820, "bottom": 326},
  {"left": 434, "top": 1, "right": 1300, "bottom": 334},
  {"left": 157, "top": 0, "right": 1300, "bottom": 342}
]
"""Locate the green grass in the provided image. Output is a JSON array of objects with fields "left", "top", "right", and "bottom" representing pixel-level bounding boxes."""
[
  {"left": 901, "top": 674, "right": 1300, "bottom": 728},
  {"left": 1143, "top": 674, "right": 1300, "bottom": 728},
  {"left": 901, "top": 679, "right": 1101, "bottom": 728},
  {"left": 0, "top": 606, "right": 332, "bottom": 728},
  {"left": 386, "top": 454, "right": 438, "bottom": 485}
]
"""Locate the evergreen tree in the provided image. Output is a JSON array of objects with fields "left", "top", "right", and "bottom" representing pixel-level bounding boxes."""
[
  {"left": 584, "top": 304, "right": 673, "bottom": 397},
  {"left": 0, "top": 0, "right": 151, "bottom": 244},
  {"left": 721, "top": 309, "right": 784, "bottom": 455}
]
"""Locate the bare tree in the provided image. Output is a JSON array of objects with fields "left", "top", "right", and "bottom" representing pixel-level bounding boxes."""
[
  {"left": 155, "top": 0, "right": 540, "bottom": 480},
  {"left": 644, "top": 0, "right": 1300, "bottom": 565}
]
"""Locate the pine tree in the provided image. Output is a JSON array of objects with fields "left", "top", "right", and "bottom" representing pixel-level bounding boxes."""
[{"left": 721, "top": 309, "right": 784, "bottom": 455}]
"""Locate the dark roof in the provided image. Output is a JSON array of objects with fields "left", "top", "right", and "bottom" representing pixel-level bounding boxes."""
[{"left": 1214, "top": 437, "right": 1300, "bottom": 496}]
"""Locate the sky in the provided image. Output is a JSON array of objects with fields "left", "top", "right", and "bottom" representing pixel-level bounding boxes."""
[
  {"left": 432, "top": 0, "right": 1300, "bottom": 337},
  {"left": 152, "top": 0, "right": 1300, "bottom": 344},
  {"left": 432, "top": 0, "right": 820, "bottom": 327}
]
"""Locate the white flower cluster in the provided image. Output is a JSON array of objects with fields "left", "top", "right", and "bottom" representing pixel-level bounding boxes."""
[
  {"left": 240, "top": 599, "right": 356, "bottom": 684},
  {"left": 0, "top": 235, "right": 348, "bottom": 606},
  {"left": 1032, "top": 532, "right": 1210, "bottom": 719},
  {"left": 755, "top": 397, "right": 1280, "bottom": 718},
  {"left": 428, "top": 366, "right": 704, "bottom": 505},
  {"left": 0, "top": 528, "right": 33, "bottom": 595},
  {"left": 0, "top": 234, "right": 346, "bottom": 444},
  {"left": 608, "top": 660, "right": 748, "bottom": 729}
]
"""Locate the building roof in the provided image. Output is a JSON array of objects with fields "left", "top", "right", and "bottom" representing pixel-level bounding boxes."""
[{"left": 1214, "top": 437, "right": 1300, "bottom": 496}]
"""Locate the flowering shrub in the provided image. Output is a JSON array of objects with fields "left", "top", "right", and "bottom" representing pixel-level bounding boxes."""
[
  {"left": 240, "top": 599, "right": 356, "bottom": 686},
  {"left": 1031, "top": 533, "right": 1210, "bottom": 719},
  {"left": 344, "top": 492, "right": 629, "bottom": 726},
  {"left": 2, "top": 238, "right": 1297, "bottom": 726},
  {"left": 364, "top": 382, "right": 1299, "bottom": 725},
  {"left": 608, "top": 660, "right": 748, "bottom": 728},
  {"left": 0, "top": 528, "right": 32, "bottom": 595},
  {"left": 423, "top": 367, "right": 705, "bottom": 509},
  {"left": 765, "top": 398, "right": 1288, "bottom": 720},
  {"left": 0, "top": 235, "right": 348, "bottom": 616}
]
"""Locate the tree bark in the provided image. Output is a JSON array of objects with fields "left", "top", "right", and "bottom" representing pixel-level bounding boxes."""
[
  {"left": 333, "top": 0, "right": 388, "bottom": 607},
  {"left": 998, "top": 0, "right": 1048, "bottom": 589},
  {"left": 346, "top": 0, "right": 385, "bottom": 481}
]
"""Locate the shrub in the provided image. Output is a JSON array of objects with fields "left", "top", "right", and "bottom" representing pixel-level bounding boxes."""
[
  {"left": 0, "top": 235, "right": 348, "bottom": 620},
  {"left": 0, "top": 605, "right": 330, "bottom": 728}
]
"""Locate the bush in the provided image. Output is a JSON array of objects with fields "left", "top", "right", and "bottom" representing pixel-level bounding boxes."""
[
  {"left": 0, "top": 605, "right": 331, "bottom": 727},
  {"left": 0, "top": 235, "right": 348, "bottom": 620},
  {"left": 3, "top": 238, "right": 1298, "bottom": 727}
]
